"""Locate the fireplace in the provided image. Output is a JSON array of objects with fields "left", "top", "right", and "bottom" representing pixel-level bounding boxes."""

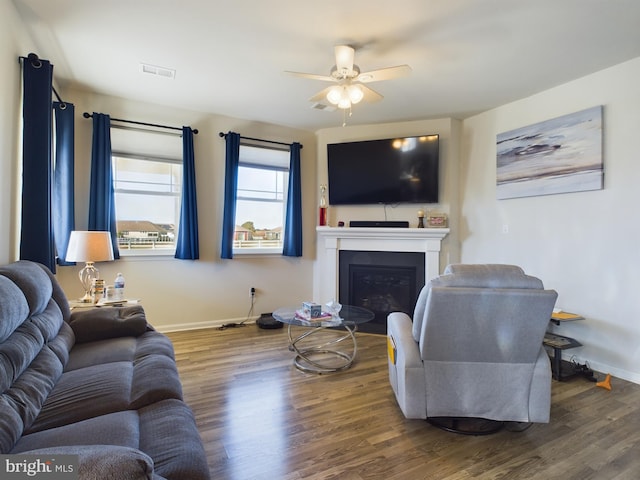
[
  {"left": 339, "top": 251, "right": 425, "bottom": 334},
  {"left": 314, "top": 226, "right": 449, "bottom": 333}
]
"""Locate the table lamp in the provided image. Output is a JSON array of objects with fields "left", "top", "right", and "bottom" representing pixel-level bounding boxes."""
[{"left": 65, "top": 230, "right": 115, "bottom": 302}]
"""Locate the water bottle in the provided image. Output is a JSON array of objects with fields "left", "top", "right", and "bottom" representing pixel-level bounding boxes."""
[{"left": 114, "top": 273, "right": 125, "bottom": 301}]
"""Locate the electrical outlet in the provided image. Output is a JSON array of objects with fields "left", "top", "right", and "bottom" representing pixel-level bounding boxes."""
[{"left": 250, "top": 287, "right": 256, "bottom": 296}]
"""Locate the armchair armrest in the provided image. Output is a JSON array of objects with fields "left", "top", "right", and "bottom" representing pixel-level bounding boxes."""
[
  {"left": 69, "top": 305, "right": 150, "bottom": 343},
  {"left": 388, "top": 312, "right": 422, "bottom": 369},
  {"left": 387, "top": 312, "right": 427, "bottom": 419}
]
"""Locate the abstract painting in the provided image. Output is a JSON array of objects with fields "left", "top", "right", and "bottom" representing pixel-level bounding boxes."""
[{"left": 496, "top": 106, "right": 603, "bottom": 200}]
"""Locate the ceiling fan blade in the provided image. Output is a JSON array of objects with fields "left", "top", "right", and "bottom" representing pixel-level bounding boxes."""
[
  {"left": 308, "top": 86, "right": 335, "bottom": 103},
  {"left": 357, "top": 65, "right": 412, "bottom": 83},
  {"left": 334, "top": 45, "right": 355, "bottom": 72},
  {"left": 360, "top": 84, "right": 384, "bottom": 103},
  {"left": 284, "top": 71, "right": 336, "bottom": 82}
]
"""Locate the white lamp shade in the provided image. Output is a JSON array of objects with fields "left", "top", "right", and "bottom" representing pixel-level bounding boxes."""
[
  {"left": 65, "top": 231, "right": 115, "bottom": 263},
  {"left": 326, "top": 86, "right": 342, "bottom": 105},
  {"left": 337, "top": 96, "right": 351, "bottom": 109},
  {"left": 347, "top": 84, "right": 364, "bottom": 104}
]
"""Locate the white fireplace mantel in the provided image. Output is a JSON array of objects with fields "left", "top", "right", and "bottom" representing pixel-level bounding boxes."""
[{"left": 313, "top": 226, "right": 450, "bottom": 303}]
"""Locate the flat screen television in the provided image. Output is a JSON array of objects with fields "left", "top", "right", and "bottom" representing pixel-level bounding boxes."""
[{"left": 327, "top": 134, "right": 439, "bottom": 205}]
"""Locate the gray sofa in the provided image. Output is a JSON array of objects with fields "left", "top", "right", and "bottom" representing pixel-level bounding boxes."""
[{"left": 0, "top": 260, "right": 210, "bottom": 479}]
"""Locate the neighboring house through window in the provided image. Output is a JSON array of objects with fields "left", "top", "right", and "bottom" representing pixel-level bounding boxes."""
[{"left": 234, "top": 144, "right": 289, "bottom": 254}]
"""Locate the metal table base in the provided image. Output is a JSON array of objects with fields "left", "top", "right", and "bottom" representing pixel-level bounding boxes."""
[{"left": 287, "top": 323, "right": 358, "bottom": 374}]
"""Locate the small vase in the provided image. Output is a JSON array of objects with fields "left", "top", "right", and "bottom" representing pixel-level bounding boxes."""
[
  {"left": 319, "top": 206, "right": 327, "bottom": 226},
  {"left": 319, "top": 184, "right": 328, "bottom": 226}
]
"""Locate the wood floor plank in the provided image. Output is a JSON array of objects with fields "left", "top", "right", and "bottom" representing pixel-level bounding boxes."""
[{"left": 166, "top": 326, "right": 640, "bottom": 480}]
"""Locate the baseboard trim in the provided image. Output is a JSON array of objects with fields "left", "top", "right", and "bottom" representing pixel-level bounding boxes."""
[{"left": 156, "top": 316, "right": 258, "bottom": 333}]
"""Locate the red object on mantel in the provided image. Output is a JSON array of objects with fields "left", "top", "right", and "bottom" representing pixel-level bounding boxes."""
[
  {"left": 319, "top": 206, "right": 327, "bottom": 226},
  {"left": 319, "top": 184, "right": 328, "bottom": 226}
]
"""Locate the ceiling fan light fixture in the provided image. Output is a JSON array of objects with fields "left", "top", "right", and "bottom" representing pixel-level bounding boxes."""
[
  {"left": 326, "top": 86, "right": 342, "bottom": 105},
  {"left": 337, "top": 96, "right": 351, "bottom": 109},
  {"left": 287, "top": 44, "right": 411, "bottom": 121},
  {"left": 327, "top": 84, "right": 359, "bottom": 109},
  {"left": 348, "top": 84, "right": 364, "bottom": 104}
]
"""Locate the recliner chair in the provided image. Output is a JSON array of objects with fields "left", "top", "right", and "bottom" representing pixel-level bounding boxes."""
[{"left": 387, "top": 264, "right": 557, "bottom": 430}]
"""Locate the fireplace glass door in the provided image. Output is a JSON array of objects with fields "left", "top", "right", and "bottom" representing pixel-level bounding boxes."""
[{"left": 339, "top": 250, "right": 425, "bottom": 334}]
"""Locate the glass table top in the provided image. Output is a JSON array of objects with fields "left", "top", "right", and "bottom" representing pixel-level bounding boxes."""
[{"left": 272, "top": 305, "right": 374, "bottom": 327}]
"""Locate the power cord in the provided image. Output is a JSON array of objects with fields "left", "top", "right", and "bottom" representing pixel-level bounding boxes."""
[{"left": 218, "top": 288, "right": 255, "bottom": 330}]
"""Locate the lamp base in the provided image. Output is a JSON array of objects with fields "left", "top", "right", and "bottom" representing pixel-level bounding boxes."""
[
  {"left": 78, "top": 293, "right": 94, "bottom": 303},
  {"left": 78, "top": 261, "right": 99, "bottom": 304}
]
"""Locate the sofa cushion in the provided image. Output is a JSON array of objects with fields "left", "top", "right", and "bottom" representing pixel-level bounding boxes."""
[
  {"left": 11, "top": 410, "right": 141, "bottom": 453},
  {"left": 0, "top": 260, "right": 53, "bottom": 318},
  {"left": 19, "top": 445, "right": 158, "bottom": 480},
  {"left": 65, "top": 337, "right": 138, "bottom": 371},
  {"left": 0, "top": 276, "right": 30, "bottom": 342},
  {"left": 25, "top": 333, "right": 183, "bottom": 434},
  {"left": 13, "top": 400, "right": 210, "bottom": 480},
  {"left": 0, "top": 345, "right": 64, "bottom": 453},
  {"left": 0, "top": 397, "right": 24, "bottom": 454},
  {"left": 138, "top": 399, "right": 210, "bottom": 480},
  {"left": 69, "top": 305, "right": 148, "bottom": 343},
  {"left": 64, "top": 331, "right": 176, "bottom": 372}
]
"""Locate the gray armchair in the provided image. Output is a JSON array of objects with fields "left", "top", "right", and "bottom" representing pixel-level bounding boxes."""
[{"left": 387, "top": 264, "right": 557, "bottom": 428}]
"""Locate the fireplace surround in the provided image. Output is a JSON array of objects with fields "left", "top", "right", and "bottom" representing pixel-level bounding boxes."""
[{"left": 314, "top": 226, "right": 450, "bottom": 333}]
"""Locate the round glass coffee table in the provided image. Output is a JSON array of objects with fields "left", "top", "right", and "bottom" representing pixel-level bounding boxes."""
[{"left": 272, "top": 305, "right": 374, "bottom": 374}]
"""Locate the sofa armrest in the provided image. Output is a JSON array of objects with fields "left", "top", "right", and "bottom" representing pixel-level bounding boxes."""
[
  {"left": 17, "top": 445, "right": 162, "bottom": 479},
  {"left": 69, "top": 305, "right": 150, "bottom": 343}
]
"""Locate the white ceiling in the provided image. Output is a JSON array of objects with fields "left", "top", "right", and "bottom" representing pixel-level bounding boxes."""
[{"left": 13, "top": 0, "right": 640, "bottom": 131}]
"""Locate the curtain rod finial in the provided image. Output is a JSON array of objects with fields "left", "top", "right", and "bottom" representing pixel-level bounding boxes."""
[{"left": 82, "top": 112, "right": 91, "bottom": 119}]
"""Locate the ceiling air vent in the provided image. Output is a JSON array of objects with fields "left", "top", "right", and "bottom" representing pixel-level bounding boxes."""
[
  {"left": 139, "top": 63, "right": 176, "bottom": 79},
  {"left": 311, "top": 102, "right": 336, "bottom": 112}
]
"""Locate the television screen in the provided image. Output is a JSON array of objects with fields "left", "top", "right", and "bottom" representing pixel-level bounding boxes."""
[{"left": 327, "top": 135, "right": 439, "bottom": 205}]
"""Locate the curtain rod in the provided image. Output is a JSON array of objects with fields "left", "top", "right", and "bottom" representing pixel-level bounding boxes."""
[
  {"left": 218, "top": 132, "right": 302, "bottom": 149},
  {"left": 19, "top": 53, "right": 69, "bottom": 106},
  {"left": 82, "top": 112, "right": 198, "bottom": 134}
]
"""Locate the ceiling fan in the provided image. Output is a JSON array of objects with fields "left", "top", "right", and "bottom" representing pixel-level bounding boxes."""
[{"left": 285, "top": 45, "right": 411, "bottom": 115}]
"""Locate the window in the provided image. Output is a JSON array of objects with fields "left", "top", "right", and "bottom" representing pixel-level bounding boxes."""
[
  {"left": 234, "top": 144, "right": 289, "bottom": 254},
  {"left": 112, "top": 154, "right": 182, "bottom": 255}
]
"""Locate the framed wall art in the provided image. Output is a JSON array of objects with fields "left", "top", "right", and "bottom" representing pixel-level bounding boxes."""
[{"left": 496, "top": 106, "right": 603, "bottom": 200}]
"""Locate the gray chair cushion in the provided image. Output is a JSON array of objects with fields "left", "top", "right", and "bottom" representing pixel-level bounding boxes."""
[{"left": 412, "top": 264, "right": 544, "bottom": 342}]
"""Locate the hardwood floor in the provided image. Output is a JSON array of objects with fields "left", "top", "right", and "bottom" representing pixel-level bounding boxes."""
[{"left": 166, "top": 326, "right": 640, "bottom": 480}]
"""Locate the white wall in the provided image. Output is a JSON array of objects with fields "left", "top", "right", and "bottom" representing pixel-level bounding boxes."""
[
  {"left": 0, "top": 0, "right": 36, "bottom": 264},
  {"left": 40, "top": 87, "right": 319, "bottom": 331},
  {"left": 460, "top": 57, "right": 640, "bottom": 383}
]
